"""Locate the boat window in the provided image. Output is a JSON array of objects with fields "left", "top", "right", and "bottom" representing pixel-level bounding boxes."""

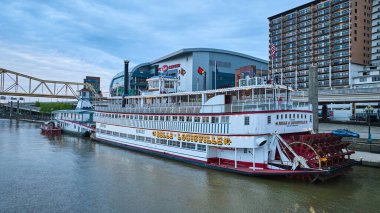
[
  {"left": 277, "top": 115, "right": 279, "bottom": 119},
  {"left": 267, "top": 116, "right": 272, "bottom": 124},
  {"left": 172, "top": 116, "right": 178, "bottom": 121},
  {"left": 211, "top": 117, "right": 219, "bottom": 123},
  {"left": 139, "top": 115, "right": 143, "bottom": 120},
  {"left": 293, "top": 114, "right": 295, "bottom": 119},
  {"left": 149, "top": 116, "right": 153, "bottom": 120},
  {"left": 297, "top": 114, "right": 299, "bottom": 119},
  {"left": 126, "top": 115, "right": 129, "bottom": 119},
  {"left": 144, "top": 116, "right": 148, "bottom": 120},
  {"left": 135, "top": 115, "right": 138, "bottom": 119},
  {"left": 221, "top": 116, "right": 229, "bottom": 123},
  {"left": 244, "top": 116, "right": 250, "bottom": 125},
  {"left": 179, "top": 116, "right": 185, "bottom": 122},
  {"left": 154, "top": 116, "right": 159, "bottom": 121},
  {"left": 194, "top": 117, "right": 201, "bottom": 122},
  {"left": 166, "top": 116, "right": 171, "bottom": 121},
  {"left": 281, "top": 114, "right": 283, "bottom": 119},
  {"left": 197, "top": 144, "right": 206, "bottom": 152},
  {"left": 160, "top": 116, "right": 165, "bottom": 121},
  {"left": 310, "top": 115, "right": 312, "bottom": 122},
  {"left": 186, "top": 116, "right": 192, "bottom": 122},
  {"left": 285, "top": 114, "right": 287, "bottom": 119},
  {"left": 202, "top": 117, "right": 209, "bottom": 123}
]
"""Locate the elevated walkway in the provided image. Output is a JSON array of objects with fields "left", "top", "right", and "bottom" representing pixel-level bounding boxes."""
[{"left": 292, "top": 87, "right": 380, "bottom": 103}]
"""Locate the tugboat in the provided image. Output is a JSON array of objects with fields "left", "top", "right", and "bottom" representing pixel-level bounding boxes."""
[
  {"left": 52, "top": 88, "right": 95, "bottom": 137},
  {"left": 92, "top": 67, "right": 357, "bottom": 182},
  {"left": 41, "top": 121, "right": 61, "bottom": 136}
]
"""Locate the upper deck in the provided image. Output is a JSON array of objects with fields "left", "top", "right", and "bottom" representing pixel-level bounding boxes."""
[{"left": 95, "top": 84, "right": 311, "bottom": 115}]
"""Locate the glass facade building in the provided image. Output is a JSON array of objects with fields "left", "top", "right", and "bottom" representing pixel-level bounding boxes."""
[{"left": 109, "top": 48, "right": 268, "bottom": 97}]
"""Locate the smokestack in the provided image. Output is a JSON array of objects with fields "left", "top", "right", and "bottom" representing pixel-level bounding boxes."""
[{"left": 122, "top": 60, "right": 129, "bottom": 107}]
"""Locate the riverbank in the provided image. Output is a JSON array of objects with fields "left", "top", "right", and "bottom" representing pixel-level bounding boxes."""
[{"left": 18, "top": 119, "right": 46, "bottom": 124}]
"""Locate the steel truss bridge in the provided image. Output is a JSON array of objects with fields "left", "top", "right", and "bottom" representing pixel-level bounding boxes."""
[{"left": 0, "top": 68, "right": 97, "bottom": 99}]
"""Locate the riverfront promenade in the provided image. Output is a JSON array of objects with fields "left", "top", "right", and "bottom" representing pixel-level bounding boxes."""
[{"left": 352, "top": 151, "right": 380, "bottom": 167}]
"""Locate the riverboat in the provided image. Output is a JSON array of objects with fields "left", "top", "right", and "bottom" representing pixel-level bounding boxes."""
[
  {"left": 52, "top": 89, "right": 95, "bottom": 137},
  {"left": 93, "top": 75, "right": 357, "bottom": 182}
]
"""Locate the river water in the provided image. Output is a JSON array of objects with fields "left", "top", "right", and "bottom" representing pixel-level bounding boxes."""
[{"left": 0, "top": 119, "right": 379, "bottom": 213}]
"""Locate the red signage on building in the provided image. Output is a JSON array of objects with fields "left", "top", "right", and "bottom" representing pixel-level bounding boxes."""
[{"left": 159, "top": 63, "right": 181, "bottom": 72}]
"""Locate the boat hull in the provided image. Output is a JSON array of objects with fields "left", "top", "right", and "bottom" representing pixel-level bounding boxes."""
[{"left": 93, "top": 136, "right": 357, "bottom": 181}]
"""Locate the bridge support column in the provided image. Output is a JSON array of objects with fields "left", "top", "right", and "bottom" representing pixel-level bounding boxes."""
[
  {"left": 322, "top": 104, "right": 328, "bottom": 121},
  {"left": 10, "top": 101, "right": 13, "bottom": 118},
  {"left": 17, "top": 100, "right": 19, "bottom": 116},
  {"left": 309, "top": 66, "right": 319, "bottom": 133}
]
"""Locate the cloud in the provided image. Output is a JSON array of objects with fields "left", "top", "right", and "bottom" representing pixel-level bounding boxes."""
[
  {"left": 0, "top": 42, "right": 116, "bottom": 93},
  {"left": 0, "top": 0, "right": 311, "bottom": 93}
]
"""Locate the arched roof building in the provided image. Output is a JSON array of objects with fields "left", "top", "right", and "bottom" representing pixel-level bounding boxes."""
[{"left": 110, "top": 48, "right": 268, "bottom": 96}]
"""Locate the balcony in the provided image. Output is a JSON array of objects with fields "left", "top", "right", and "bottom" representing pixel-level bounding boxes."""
[{"left": 332, "top": 72, "right": 349, "bottom": 79}]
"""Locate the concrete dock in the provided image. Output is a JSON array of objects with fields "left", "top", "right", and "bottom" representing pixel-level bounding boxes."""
[{"left": 351, "top": 151, "right": 380, "bottom": 168}]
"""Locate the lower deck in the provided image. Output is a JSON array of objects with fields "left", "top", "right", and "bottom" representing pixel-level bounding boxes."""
[{"left": 93, "top": 135, "right": 349, "bottom": 179}]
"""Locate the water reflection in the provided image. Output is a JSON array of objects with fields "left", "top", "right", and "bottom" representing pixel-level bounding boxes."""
[{"left": 0, "top": 119, "right": 379, "bottom": 213}]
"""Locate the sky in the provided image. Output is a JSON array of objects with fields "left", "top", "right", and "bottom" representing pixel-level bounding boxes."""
[{"left": 0, "top": 0, "right": 311, "bottom": 94}]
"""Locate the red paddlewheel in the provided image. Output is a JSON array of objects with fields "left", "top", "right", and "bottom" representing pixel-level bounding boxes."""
[
  {"left": 281, "top": 133, "right": 353, "bottom": 169},
  {"left": 288, "top": 142, "right": 322, "bottom": 169}
]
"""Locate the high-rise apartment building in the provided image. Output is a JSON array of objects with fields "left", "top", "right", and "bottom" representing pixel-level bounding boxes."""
[
  {"left": 372, "top": 0, "right": 380, "bottom": 65},
  {"left": 269, "top": 0, "right": 372, "bottom": 89}
]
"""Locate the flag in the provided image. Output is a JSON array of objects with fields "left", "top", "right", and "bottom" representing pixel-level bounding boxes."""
[
  {"left": 270, "top": 43, "right": 277, "bottom": 57},
  {"left": 198, "top": 66, "right": 205, "bottom": 75}
]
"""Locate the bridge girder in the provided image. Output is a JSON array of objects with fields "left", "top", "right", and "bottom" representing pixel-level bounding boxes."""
[{"left": 0, "top": 68, "right": 97, "bottom": 99}]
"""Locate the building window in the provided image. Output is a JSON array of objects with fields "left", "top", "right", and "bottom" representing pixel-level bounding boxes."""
[{"left": 244, "top": 116, "right": 250, "bottom": 125}]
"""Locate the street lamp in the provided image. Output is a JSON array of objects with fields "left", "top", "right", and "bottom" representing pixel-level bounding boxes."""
[{"left": 364, "top": 105, "right": 374, "bottom": 144}]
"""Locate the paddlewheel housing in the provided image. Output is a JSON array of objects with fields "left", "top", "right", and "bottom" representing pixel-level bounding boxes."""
[{"left": 278, "top": 133, "right": 356, "bottom": 182}]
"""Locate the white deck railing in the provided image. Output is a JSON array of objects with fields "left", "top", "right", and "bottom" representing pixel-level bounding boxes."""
[{"left": 94, "top": 101, "right": 311, "bottom": 114}]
